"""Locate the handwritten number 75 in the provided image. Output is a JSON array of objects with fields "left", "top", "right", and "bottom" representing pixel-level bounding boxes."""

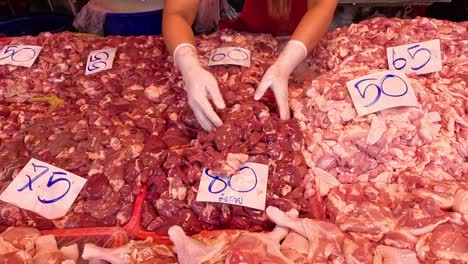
[
  {"left": 17, "top": 163, "right": 71, "bottom": 204},
  {"left": 354, "top": 74, "right": 408, "bottom": 107},
  {"left": 392, "top": 44, "right": 432, "bottom": 71}
]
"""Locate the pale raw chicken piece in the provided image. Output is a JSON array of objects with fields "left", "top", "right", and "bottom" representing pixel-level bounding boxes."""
[
  {"left": 342, "top": 234, "right": 374, "bottom": 264},
  {"left": 382, "top": 230, "right": 418, "bottom": 250},
  {"left": 168, "top": 226, "right": 230, "bottom": 264},
  {"left": 266, "top": 206, "right": 345, "bottom": 263},
  {"left": 83, "top": 238, "right": 176, "bottom": 264},
  {"left": 226, "top": 225, "right": 293, "bottom": 264},
  {"left": 82, "top": 243, "right": 131, "bottom": 264},
  {"left": 0, "top": 250, "right": 32, "bottom": 264},
  {"left": 453, "top": 189, "right": 468, "bottom": 215},
  {"left": 225, "top": 153, "right": 249, "bottom": 173},
  {"left": 416, "top": 223, "right": 468, "bottom": 263},
  {"left": 0, "top": 236, "right": 18, "bottom": 255},
  {"left": 366, "top": 114, "right": 387, "bottom": 145},
  {"left": 60, "top": 244, "right": 79, "bottom": 263},
  {"left": 33, "top": 235, "right": 67, "bottom": 264},
  {"left": 0, "top": 227, "right": 40, "bottom": 255},
  {"left": 312, "top": 167, "right": 340, "bottom": 196},
  {"left": 373, "top": 245, "right": 419, "bottom": 264},
  {"left": 280, "top": 232, "right": 310, "bottom": 263}
]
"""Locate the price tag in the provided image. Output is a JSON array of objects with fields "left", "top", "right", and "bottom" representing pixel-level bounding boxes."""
[
  {"left": 85, "top": 48, "right": 116, "bottom": 75},
  {"left": 346, "top": 70, "right": 419, "bottom": 116},
  {"left": 387, "top": 39, "right": 442, "bottom": 75},
  {"left": 196, "top": 162, "right": 268, "bottom": 210},
  {"left": 0, "top": 45, "right": 42, "bottom": 68},
  {"left": 0, "top": 158, "right": 87, "bottom": 219},
  {"left": 208, "top": 47, "right": 251, "bottom": 67}
]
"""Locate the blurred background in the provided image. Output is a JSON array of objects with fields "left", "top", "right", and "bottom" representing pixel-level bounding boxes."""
[{"left": 0, "top": 0, "right": 466, "bottom": 37}]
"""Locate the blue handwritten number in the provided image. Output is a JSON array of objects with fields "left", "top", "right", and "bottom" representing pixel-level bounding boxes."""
[
  {"left": 206, "top": 166, "right": 258, "bottom": 194},
  {"left": 37, "top": 172, "right": 71, "bottom": 204},
  {"left": 407, "top": 45, "right": 431, "bottom": 71},
  {"left": 227, "top": 49, "right": 248, "bottom": 61},
  {"left": 391, "top": 49, "right": 407, "bottom": 70},
  {"left": 354, "top": 78, "right": 381, "bottom": 107},
  {"left": 17, "top": 163, "right": 71, "bottom": 204},
  {"left": 0, "top": 46, "right": 36, "bottom": 62},
  {"left": 228, "top": 166, "right": 257, "bottom": 193},
  {"left": 380, "top": 74, "right": 408, "bottom": 97},
  {"left": 211, "top": 49, "right": 226, "bottom": 62},
  {"left": 87, "top": 52, "right": 109, "bottom": 72},
  {"left": 206, "top": 169, "right": 228, "bottom": 194},
  {"left": 17, "top": 163, "right": 49, "bottom": 192}
]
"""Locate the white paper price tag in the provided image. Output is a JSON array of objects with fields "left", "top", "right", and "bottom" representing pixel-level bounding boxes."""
[
  {"left": 0, "top": 45, "right": 42, "bottom": 68},
  {"left": 387, "top": 39, "right": 442, "bottom": 75},
  {"left": 208, "top": 47, "right": 251, "bottom": 67},
  {"left": 196, "top": 162, "right": 268, "bottom": 210},
  {"left": 0, "top": 158, "right": 87, "bottom": 219},
  {"left": 85, "top": 48, "right": 117, "bottom": 75},
  {"left": 346, "top": 70, "right": 419, "bottom": 116}
]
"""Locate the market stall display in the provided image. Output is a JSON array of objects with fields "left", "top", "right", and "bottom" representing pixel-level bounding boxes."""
[{"left": 0, "top": 16, "right": 467, "bottom": 263}]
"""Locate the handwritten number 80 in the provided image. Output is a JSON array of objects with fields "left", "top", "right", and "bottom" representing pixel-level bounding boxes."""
[
  {"left": 206, "top": 167, "right": 258, "bottom": 194},
  {"left": 354, "top": 74, "right": 408, "bottom": 108},
  {"left": 211, "top": 49, "right": 249, "bottom": 62},
  {"left": 392, "top": 44, "right": 432, "bottom": 71}
]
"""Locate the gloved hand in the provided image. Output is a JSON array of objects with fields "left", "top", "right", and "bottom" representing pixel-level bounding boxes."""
[
  {"left": 174, "top": 44, "right": 226, "bottom": 131},
  {"left": 254, "top": 40, "right": 308, "bottom": 120}
]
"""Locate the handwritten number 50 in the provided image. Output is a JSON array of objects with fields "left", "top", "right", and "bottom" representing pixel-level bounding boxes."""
[
  {"left": 392, "top": 44, "right": 432, "bottom": 71},
  {"left": 206, "top": 167, "right": 258, "bottom": 194},
  {"left": 0, "top": 45, "right": 36, "bottom": 62},
  {"left": 355, "top": 74, "right": 408, "bottom": 107}
]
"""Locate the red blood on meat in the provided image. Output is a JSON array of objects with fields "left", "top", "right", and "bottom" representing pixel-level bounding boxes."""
[
  {"left": 83, "top": 189, "right": 121, "bottom": 221},
  {"left": 154, "top": 209, "right": 202, "bottom": 236},
  {"left": 161, "top": 127, "right": 190, "bottom": 148},
  {"left": 214, "top": 123, "right": 242, "bottom": 151},
  {"left": 82, "top": 174, "right": 109, "bottom": 200},
  {"left": 142, "top": 200, "right": 158, "bottom": 227}
]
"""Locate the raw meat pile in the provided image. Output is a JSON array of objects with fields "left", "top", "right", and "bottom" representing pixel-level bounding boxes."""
[
  {"left": 0, "top": 16, "right": 466, "bottom": 263},
  {"left": 0, "top": 33, "right": 173, "bottom": 229},
  {"left": 143, "top": 31, "right": 311, "bottom": 235},
  {"left": 289, "top": 16, "right": 468, "bottom": 263}
]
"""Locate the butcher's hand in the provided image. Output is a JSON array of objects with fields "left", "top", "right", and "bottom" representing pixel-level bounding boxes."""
[
  {"left": 174, "top": 44, "right": 226, "bottom": 131},
  {"left": 254, "top": 40, "right": 308, "bottom": 120}
]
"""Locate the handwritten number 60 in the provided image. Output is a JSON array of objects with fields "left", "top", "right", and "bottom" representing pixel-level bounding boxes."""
[
  {"left": 87, "top": 51, "right": 109, "bottom": 71},
  {"left": 354, "top": 74, "right": 408, "bottom": 107},
  {"left": 392, "top": 44, "right": 432, "bottom": 71},
  {"left": 0, "top": 45, "right": 36, "bottom": 62},
  {"left": 211, "top": 49, "right": 248, "bottom": 62},
  {"left": 206, "top": 166, "right": 258, "bottom": 194}
]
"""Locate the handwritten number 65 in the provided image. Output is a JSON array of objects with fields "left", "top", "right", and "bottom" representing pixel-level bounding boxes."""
[
  {"left": 355, "top": 74, "right": 408, "bottom": 107},
  {"left": 0, "top": 45, "right": 36, "bottom": 62},
  {"left": 87, "top": 51, "right": 109, "bottom": 71},
  {"left": 206, "top": 166, "right": 258, "bottom": 194},
  {"left": 392, "top": 45, "right": 432, "bottom": 71}
]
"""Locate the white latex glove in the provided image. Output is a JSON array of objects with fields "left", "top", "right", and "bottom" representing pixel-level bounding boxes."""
[
  {"left": 174, "top": 44, "right": 226, "bottom": 131},
  {"left": 254, "top": 40, "right": 308, "bottom": 120}
]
